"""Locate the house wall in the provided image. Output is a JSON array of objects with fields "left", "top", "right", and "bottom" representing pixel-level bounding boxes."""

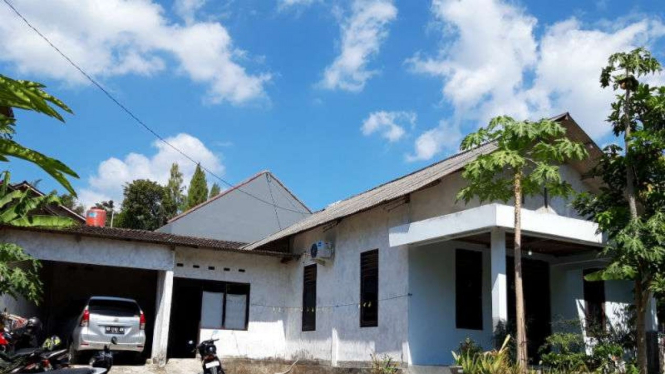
[
  {"left": 286, "top": 204, "right": 411, "bottom": 366},
  {"left": 159, "top": 173, "right": 310, "bottom": 243},
  {"left": 408, "top": 240, "right": 493, "bottom": 366},
  {"left": 0, "top": 230, "right": 174, "bottom": 271},
  {"left": 550, "top": 255, "right": 633, "bottom": 335},
  {"left": 174, "top": 247, "right": 294, "bottom": 360},
  {"left": 280, "top": 163, "right": 598, "bottom": 367}
]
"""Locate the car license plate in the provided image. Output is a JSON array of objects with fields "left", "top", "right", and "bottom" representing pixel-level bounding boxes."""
[
  {"left": 105, "top": 326, "right": 124, "bottom": 334},
  {"left": 205, "top": 361, "right": 220, "bottom": 369}
]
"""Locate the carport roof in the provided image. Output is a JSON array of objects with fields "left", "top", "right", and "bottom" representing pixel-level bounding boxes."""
[{"left": 0, "top": 224, "right": 298, "bottom": 258}]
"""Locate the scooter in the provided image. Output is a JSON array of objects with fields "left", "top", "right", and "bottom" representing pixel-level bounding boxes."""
[
  {"left": 0, "top": 336, "right": 69, "bottom": 374},
  {"left": 187, "top": 339, "right": 224, "bottom": 374}
]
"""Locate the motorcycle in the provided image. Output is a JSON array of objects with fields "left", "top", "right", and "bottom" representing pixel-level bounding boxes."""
[
  {"left": 0, "top": 336, "right": 69, "bottom": 374},
  {"left": 187, "top": 339, "right": 224, "bottom": 374}
]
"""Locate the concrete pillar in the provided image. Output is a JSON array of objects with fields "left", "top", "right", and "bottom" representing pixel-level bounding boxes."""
[
  {"left": 151, "top": 270, "right": 174, "bottom": 366},
  {"left": 491, "top": 228, "right": 508, "bottom": 330}
]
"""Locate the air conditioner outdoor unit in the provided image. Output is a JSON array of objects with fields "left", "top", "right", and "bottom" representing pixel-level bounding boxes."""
[{"left": 310, "top": 241, "right": 334, "bottom": 260}]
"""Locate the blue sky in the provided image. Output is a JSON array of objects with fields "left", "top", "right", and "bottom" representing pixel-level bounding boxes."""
[{"left": 2, "top": 0, "right": 664, "bottom": 211}]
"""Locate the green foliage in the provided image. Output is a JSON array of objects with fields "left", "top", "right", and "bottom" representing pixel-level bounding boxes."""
[
  {"left": 538, "top": 323, "right": 626, "bottom": 374},
  {"left": 457, "top": 116, "right": 588, "bottom": 204},
  {"left": 57, "top": 193, "right": 85, "bottom": 215},
  {"left": 209, "top": 183, "right": 221, "bottom": 199},
  {"left": 452, "top": 335, "right": 518, "bottom": 374},
  {"left": 0, "top": 173, "right": 75, "bottom": 228},
  {"left": 116, "top": 179, "right": 166, "bottom": 230},
  {"left": 187, "top": 164, "right": 208, "bottom": 209},
  {"left": 369, "top": 353, "right": 400, "bottom": 374},
  {"left": 457, "top": 338, "right": 484, "bottom": 359},
  {"left": 0, "top": 74, "right": 78, "bottom": 195},
  {"left": 0, "top": 243, "right": 42, "bottom": 305},
  {"left": 163, "top": 163, "right": 185, "bottom": 220},
  {"left": 539, "top": 331, "right": 588, "bottom": 372}
]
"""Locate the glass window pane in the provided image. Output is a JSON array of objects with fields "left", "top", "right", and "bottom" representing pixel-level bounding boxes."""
[{"left": 201, "top": 291, "right": 223, "bottom": 329}]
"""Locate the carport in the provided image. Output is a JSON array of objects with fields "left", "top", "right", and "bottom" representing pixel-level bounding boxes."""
[
  {"left": 0, "top": 225, "right": 176, "bottom": 363},
  {"left": 39, "top": 261, "right": 158, "bottom": 358}
]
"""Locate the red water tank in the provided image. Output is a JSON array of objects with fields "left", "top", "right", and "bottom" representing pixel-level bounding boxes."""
[{"left": 86, "top": 208, "right": 106, "bottom": 227}]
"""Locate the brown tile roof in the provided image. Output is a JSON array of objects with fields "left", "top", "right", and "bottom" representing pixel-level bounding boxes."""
[
  {"left": 0, "top": 224, "right": 297, "bottom": 258},
  {"left": 245, "top": 112, "right": 602, "bottom": 251}
]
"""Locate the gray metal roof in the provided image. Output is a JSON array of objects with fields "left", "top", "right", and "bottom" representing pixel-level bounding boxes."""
[
  {"left": 245, "top": 141, "right": 498, "bottom": 250},
  {"left": 245, "top": 112, "right": 602, "bottom": 251}
]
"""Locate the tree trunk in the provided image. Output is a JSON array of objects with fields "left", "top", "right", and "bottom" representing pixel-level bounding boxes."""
[
  {"left": 514, "top": 170, "right": 529, "bottom": 372},
  {"left": 635, "top": 279, "right": 649, "bottom": 374},
  {"left": 623, "top": 69, "right": 648, "bottom": 374},
  {"left": 623, "top": 72, "right": 638, "bottom": 220}
]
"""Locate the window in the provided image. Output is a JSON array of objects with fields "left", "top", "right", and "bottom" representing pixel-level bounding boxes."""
[
  {"left": 360, "top": 249, "right": 379, "bottom": 327},
  {"left": 200, "top": 282, "right": 250, "bottom": 330},
  {"left": 456, "top": 249, "right": 483, "bottom": 330},
  {"left": 302, "top": 264, "right": 317, "bottom": 331},
  {"left": 583, "top": 268, "right": 606, "bottom": 334}
]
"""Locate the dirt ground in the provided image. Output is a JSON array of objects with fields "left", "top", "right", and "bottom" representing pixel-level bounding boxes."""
[{"left": 104, "top": 359, "right": 201, "bottom": 374}]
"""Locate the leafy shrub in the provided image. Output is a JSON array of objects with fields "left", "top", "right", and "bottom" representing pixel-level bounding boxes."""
[
  {"left": 539, "top": 331, "right": 588, "bottom": 371},
  {"left": 456, "top": 338, "right": 484, "bottom": 359},
  {"left": 452, "top": 335, "right": 519, "bottom": 374},
  {"left": 369, "top": 353, "right": 399, "bottom": 374}
]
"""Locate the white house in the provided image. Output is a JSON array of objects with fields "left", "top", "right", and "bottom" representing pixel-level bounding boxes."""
[{"left": 1, "top": 113, "right": 659, "bottom": 372}]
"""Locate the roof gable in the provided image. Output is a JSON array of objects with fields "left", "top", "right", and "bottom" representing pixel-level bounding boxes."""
[{"left": 246, "top": 113, "right": 602, "bottom": 250}]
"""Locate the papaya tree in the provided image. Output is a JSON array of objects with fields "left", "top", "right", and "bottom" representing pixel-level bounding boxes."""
[
  {"left": 457, "top": 116, "right": 588, "bottom": 371},
  {"left": 574, "top": 47, "right": 665, "bottom": 374}
]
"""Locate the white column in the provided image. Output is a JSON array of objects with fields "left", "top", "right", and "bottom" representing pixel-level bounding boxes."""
[
  {"left": 491, "top": 228, "right": 508, "bottom": 330},
  {"left": 151, "top": 270, "right": 174, "bottom": 366}
]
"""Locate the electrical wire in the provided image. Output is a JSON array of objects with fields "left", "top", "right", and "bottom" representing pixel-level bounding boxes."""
[{"left": 2, "top": 0, "right": 309, "bottom": 215}]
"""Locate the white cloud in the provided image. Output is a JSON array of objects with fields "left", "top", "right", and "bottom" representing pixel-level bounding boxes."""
[
  {"left": 406, "top": 121, "right": 462, "bottom": 162},
  {"left": 0, "top": 0, "right": 270, "bottom": 105},
  {"left": 79, "top": 133, "right": 223, "bottom": 209},
  {"left": 174, "top": 0, "right": 207, "bottom": 24},
  {"left": 320, "top": 0, "right": 397, "bottom": 92},
  {"left": 361, "top": 111, "right": 415, "bottom": 142},
  {"left": 278, "top": 0, "right": 320, "bottom": 11},
  {"left": 406, "top": 0, "right": 665, "bottom": 160}
]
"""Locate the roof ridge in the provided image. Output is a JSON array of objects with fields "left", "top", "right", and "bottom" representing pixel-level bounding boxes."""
[{"left": 166, "top": 170, "right": 270, "bottom": 224}]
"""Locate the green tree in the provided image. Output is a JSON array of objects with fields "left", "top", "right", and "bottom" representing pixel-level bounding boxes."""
[
  {"left": 163, "top": 163, "right": 185, "bottom": 219},
  {"left": 574, "top": 48, "right": 665, "bottom": 374},
  {"left": 186, "top": 164, "right": 208, "bottom": 209},
  {"left": 457, "top": 116, "right": 588, "bottom": 370},
  {"left": 0, "top": 74, "right": 78, "bottom": 195},
  {"left": 0, "top": 173, "right": 76, "bottom": 304},
  {"left": 58, "top": 193, "right": 85, "bottom": 215},
  {"left": 117, "top": 180, "right": 167, "bottom": 230},
  {"left": 209, "top": 183, "right": 221, "bottom": 199},
  {"left": 0, "top": 75, "right": 78, "bottom": 305}
]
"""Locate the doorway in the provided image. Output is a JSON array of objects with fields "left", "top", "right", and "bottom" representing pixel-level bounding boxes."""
[{"left": 507, "top": 257, "right": 552, "bottom": 363}]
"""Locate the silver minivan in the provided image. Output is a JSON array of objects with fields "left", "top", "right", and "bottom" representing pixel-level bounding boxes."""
[{"left": 69, "top": 297, "right": 146, "bottom": 361}]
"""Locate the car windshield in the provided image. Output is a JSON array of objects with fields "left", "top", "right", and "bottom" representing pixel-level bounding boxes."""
[{"left": 88, "top": 299, "right": 139, "bottom": 317}]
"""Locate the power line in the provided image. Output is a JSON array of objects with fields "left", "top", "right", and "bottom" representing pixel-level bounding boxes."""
[{"left": 2, "top": 0, "right": 309, "bottom": 215}]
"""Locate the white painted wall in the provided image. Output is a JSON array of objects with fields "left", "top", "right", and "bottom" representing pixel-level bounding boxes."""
[
  {"left": 174, "top": 247, "right": 294, "bottom": 360},
  {"left": 0, "top": 230, "right": 174, "bottom": 271},
  {"left": 286, "top": 204, "right": 411, "bottom": 366},
  {"left": 408, "top": 241, "right": 493, "bottom": 366},
  {"left": 550, "top": 256, "right": 633, "bottom": 336}
]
